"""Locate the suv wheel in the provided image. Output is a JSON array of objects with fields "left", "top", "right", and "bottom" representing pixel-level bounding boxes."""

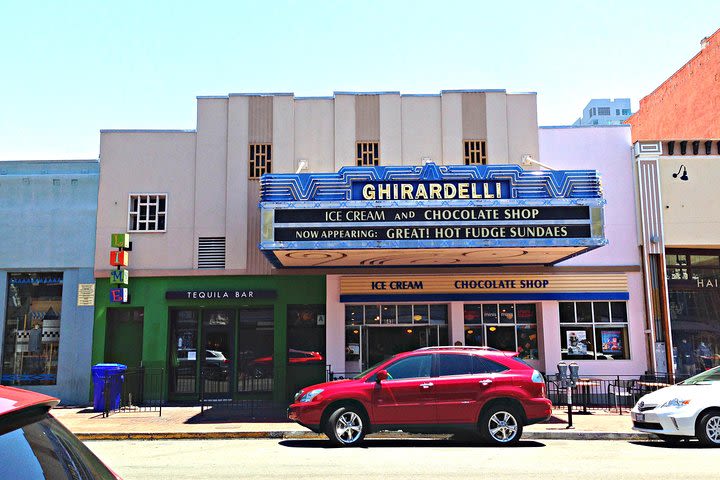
[
  {"left": 479, "top": 405, "right": 523, "bottom": 445},
  {"left": 697, "top": 411, "right": 720, "bottom": 447},
  {"left": 325, "top": 406, "right": 366, "bottom": 447}
]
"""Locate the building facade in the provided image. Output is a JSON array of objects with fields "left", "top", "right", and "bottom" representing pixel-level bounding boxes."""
[
  {"left": 573, "top": 98, "right": 632, "bottom": 126},
  {"left": 628, "top": 28, "right": 720, "bottom": 377},
  {"left": 94, "top": 90, "right": 647, "bottom": 405},
  {"left": 0, "top": 160, "right": 99, "bottom": 404}
]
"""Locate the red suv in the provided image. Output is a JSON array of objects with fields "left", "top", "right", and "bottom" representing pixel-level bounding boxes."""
[{"left": 288, "top": 346, "right": 551, "bottom": 446}]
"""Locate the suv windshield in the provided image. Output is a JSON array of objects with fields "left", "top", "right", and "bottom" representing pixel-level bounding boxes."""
[
  {"left": 0, "top": 414, "right": 116, "bottom": 479},
  {"left": 681, "top": 365, "right": 720, "bottom": 385}
]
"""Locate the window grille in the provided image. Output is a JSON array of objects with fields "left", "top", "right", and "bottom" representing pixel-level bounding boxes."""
[
  {"left": 356, "top": 142, "right": 379, "bottom": 166},
  {"left": 128, "top": 194, "right": 167, "bottom": 232},
  {"left": 464, "top": 140, "right": 487, "bottom": 165},
  {"left": 249, "top": 144, "right": 272, "bottom": 179}
]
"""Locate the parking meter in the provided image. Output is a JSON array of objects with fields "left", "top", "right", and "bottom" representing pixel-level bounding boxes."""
[
  {"left": 557, "top": 362, "right": 568, "bottom": 386},
  {"left": 569, "top": 362, "right": 580, "bottom": 386},
  {"left": 557, "top": 361, "right": 579, "bottom": 429}
]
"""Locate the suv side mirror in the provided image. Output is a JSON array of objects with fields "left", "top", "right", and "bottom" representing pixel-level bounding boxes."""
[{"left": 376, "top": 370, "right": 389, "bottom": 383}]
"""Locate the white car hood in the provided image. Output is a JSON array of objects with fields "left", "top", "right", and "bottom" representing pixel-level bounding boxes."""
[{"left": 638, "top": 383, "right": 718, "bottom": 405}]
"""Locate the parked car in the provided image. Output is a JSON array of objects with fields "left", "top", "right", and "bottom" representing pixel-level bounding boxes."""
[
  {"left": 288, "top": 346, "right": 552, "bottom": 446},
  {"left": 177, "top": 349, "right": 229, "bottom": 380},
  {"left": 0, "top": 385, "right": 121, "bottom": 479},
  {"left": 631, "top": 365, "right": 720, "bottom": 446}
]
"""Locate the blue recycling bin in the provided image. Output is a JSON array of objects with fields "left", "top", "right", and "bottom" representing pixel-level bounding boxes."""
[{"left": 92, "top": 363, "right": 127, "bottom": 412}]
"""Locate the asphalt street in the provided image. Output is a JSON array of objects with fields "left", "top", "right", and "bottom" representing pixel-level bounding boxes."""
[{"left": 86, "top": 438, "right": 720, "bottom": 480}]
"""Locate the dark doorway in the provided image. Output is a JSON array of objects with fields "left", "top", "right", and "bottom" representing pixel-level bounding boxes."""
[{"left": 105, "top": 308, "right": 144, "bottom": 368}]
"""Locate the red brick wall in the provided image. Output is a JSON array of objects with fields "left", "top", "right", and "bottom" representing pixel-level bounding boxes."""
[{"left": 626, "top": 28, "right": 720, "bottom": 142}]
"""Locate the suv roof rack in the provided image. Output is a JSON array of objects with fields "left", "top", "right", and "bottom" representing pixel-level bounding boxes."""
[{"left": 415, "top": 346, "right": 500, "bottom": 352}]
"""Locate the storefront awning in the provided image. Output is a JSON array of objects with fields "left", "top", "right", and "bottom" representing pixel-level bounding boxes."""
[{"left": 259, "top": 163, "right": 606, "bottom": 268}]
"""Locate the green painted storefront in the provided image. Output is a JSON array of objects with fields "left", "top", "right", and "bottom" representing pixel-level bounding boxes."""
[{"left": 92, "top": 275, "right": 326, "bottom": 404}]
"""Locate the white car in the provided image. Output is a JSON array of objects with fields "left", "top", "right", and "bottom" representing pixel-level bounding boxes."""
[{"left": 631, "top": 366, "right": 720, "bottom": 446}]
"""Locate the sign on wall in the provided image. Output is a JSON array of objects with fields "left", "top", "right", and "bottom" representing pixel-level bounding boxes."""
[
  {"left": 339, "top": 274, "right": 629, "bottom": 302},
  {"left": 259, "top": 163, "right": 606, "bottom": 268},
  {"left": 77, "top": 283, "right": 96, "bottom": 306},
  {"left": 110, "top": 233, "right": 130, "bottom": 303}
]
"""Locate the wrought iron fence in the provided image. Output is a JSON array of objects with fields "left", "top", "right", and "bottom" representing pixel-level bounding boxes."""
[
  {"left": 198, "top": 368, "right": 284, "bottom": 419},
  {"left": 101, "top": 367, "right": 164, "bottom": 417},
  {"left": 326, "top": 368, "right": 360, "bottom": 381},
  {"left": 545, "top": 373, "right": 688, "bottom": 415}
]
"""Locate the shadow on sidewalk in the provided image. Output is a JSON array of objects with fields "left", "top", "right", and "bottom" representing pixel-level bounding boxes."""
[
  {"left": 184, "top": 406, "right": 288, "bottom": 424},
  {"left": 279, "top": 439, "right": 546, "bottom": 449},
  {"left": 630, "top": 440, "right": 713, "bottom": 449}
]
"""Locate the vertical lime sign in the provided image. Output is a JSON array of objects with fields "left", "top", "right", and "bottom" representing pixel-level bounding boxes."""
[{"left": 110, "top": 233, "right": 130, "bottom": 303}]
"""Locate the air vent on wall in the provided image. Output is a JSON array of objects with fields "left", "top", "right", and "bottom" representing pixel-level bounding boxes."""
[{"left": 198, "top": 237, "right": 226, "bottom": 269}]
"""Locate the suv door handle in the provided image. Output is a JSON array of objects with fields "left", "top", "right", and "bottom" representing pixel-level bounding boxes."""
[
  {"left": 419, "top": 382, "right": 434, "bottom": 389},
  {"left": 479, "top": 379, "right": 493, "bottom": 386}
]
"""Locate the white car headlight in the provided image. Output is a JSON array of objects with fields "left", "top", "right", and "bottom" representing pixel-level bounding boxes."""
[
  {"left": 299, "top": 388, "right": 324, "bottom": 403},
  {"left": 660, "top": 398, "right": 691, "bottom": 408}
]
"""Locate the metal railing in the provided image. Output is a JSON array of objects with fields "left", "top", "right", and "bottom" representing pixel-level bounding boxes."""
[
  {"left": 326, "top": 368, "right": 361, "bottom": 381},
  {"left": 545, "top": 373, "right": 688, "bottom": 415},
  {"left": 198, "top": 368, "right": 284, "bottom": 419},
  {"left": 101, "top": 367, "right": 164, "bottom": 417}
]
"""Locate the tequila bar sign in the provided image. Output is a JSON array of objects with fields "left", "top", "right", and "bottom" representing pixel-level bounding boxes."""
[{"left": 166, "top": 290, "right": 277, "bottom": 300}]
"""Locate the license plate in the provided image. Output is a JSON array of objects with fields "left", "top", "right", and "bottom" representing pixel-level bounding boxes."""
[{"left": 634, "top": 413, "right": 645, "bottom": 422}]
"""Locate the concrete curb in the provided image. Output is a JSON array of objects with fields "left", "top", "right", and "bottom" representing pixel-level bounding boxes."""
[{"left": 77, "top": 430, "right": 655, "bottom": 442}]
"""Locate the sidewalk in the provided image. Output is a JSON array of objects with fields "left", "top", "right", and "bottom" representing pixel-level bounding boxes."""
[{"left": 52, "top": 406, "right": 653, "bottom": 441}]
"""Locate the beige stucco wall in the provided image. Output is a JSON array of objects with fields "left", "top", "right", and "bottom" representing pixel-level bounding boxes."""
[
  {"left": 294, "top": 98, "right": 335, "bottom": 173},
  {"left": 194, "top": 98, "right": 228, "bottom": 244},
  {"left": 95, "top": 90, "right": 542, "bottom": 273},
  {"left": 402, "top": 95, "right": 442, "bottom": 165},
  {"left": 96, "top": 131, "right": 197, "bottom": 271},
  {"left": 660, "top": 155, "right": 720, "bottom": 246},
  {"left": 506, "top": 93, "right": 540, "bottom": 164}
]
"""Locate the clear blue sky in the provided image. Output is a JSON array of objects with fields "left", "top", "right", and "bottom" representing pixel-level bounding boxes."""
[{"left": 1, "top": 1, "right": 718, "bottom": 159}]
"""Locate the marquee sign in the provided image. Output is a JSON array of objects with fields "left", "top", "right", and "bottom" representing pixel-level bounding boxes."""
[{"left": 259, "top": 163, "right": 606, "bottom": 268}]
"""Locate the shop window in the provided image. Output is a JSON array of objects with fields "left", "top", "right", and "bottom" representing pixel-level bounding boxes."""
[
  {"left": 128, "top": 194, "right": 166, "bottom": 232},
  {"left": 2, "top": 273, "right": 63, "bottom": 386},
  {"left": 343, "top": 304, "right": 449, "bottom": 372},
  {"left": 463, "top": 140, "right": 487, "bottom": 165},
  {"left": 237, "top": 308, "right": 274, "bottom": 393},
  {"left": 463, "top": 303, "right": 539, "bottom": 360},
  {"left": 286, "top": 305, "right": 325, "bottom": 366},
  {"left": 169, "top": 309, "right": 198, "bottom": 394},
  {"left": 667, "top": 250, "right": 720, "bottom": 375},
  {"left": 356, "top": 141, "right": 379, "bottom": 166},
  {"left": 559, "top": 301, "right": 630, "bottom": 360},
  {"left": 249, "top": 143, "right": 272, "bottom": 179}
]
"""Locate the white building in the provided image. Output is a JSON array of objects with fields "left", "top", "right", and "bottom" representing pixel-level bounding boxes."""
[{"left": 573, "top": 98, "right": 632, "bottom": 126}]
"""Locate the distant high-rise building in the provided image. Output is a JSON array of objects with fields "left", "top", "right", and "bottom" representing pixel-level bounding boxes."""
[{"left": 573, "top": 98, "right": 632, "bottom": 126}]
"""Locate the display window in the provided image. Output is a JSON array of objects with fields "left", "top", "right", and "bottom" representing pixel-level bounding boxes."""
[
  {"left": 286, "top": 305, "right": 326, "bottom": 366},
  {"left": 667, "top": 249, "right": 720, "bottom": 375},
  {"left": 343, "top": 304, "right": 448, "bottom": 373},
  {"left": 559, "top": 301, "right": 629, "bottom": 360},
  {"left": 464, "top": 303, "right": 539, "bottom": 360},
  {"left": 2, "top": 273, "right": 63, "bottom": 386}
]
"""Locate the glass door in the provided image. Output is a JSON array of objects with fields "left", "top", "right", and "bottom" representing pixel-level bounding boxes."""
[
  {"left": 169, "top": 309, "right": 199, "bottom": 395},
  {"left": 201, "top": 310, "right": 234, "bottom": 398},
  {"left": 361, "top": 325, "right": 441, "bottom": 370}
]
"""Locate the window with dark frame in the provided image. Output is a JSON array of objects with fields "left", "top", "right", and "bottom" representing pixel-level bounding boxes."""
[
  {"left": 249, "top": 143, "right": 272, "bottom": 179},
  {"left": 463, "top": 303, "right": 538, "bottom": 360},
  {"left": 559, "top": 301, "right": 630, "bottom": 360},
  {"left": 463, "top": 140, "right": 487, "bottom": 165},
  {"left": 356, "top": 141, "right": 379, "bottom": 166},
  {"left": 286, "top": 305, "right": 326, "bottom": 366},
  {"left": 128, "top": 194, "right": 166, "bottom": 232}
]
